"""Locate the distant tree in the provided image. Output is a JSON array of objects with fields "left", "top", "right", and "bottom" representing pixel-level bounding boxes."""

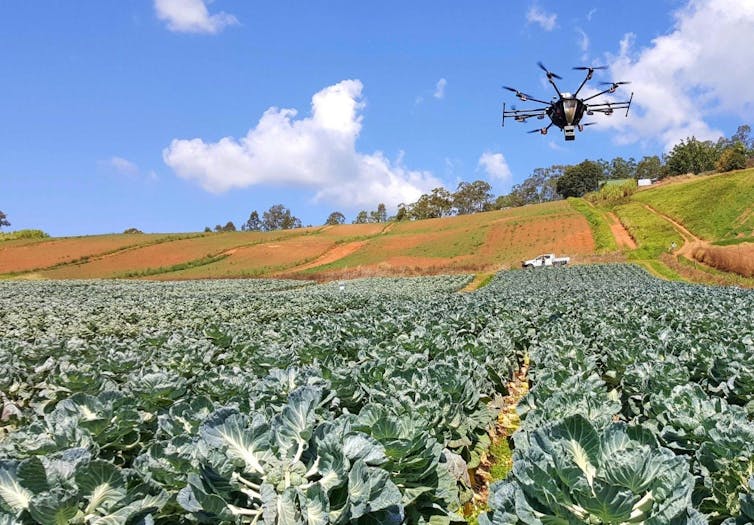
[
  {"left": 325, "top": 211, "right": 346, "bottom": 225},
  {"left": 214, "top": 224, "right": 223, "bottom": 232},
  {"left": 716, "top": 142, "right": 748, "bottom": 172},
  {"left": 494, "top": 165, "right": 563, "bottom": 209},
  {"left": 0, "top": 210, "right": 9, "bottom": 229},
  {"left": 241, "top": 210, "right": 262, "bottom": 231},
  {"left": 222, "top": 221, "right": 237, "bottom": 232},
  {"left": 594, "top": 158, "right": 611, "bottom": 180},
  {"left": 394, "top": 204, "right": 409, "bottom": 221},
  {"left": 409, "top": 187, "right": 454, "bottom": 219},
  {"left": 262, "top": 204, "right": 301, "bottom": 231},
  {"left": 453, "top": 180, "right": 492, "bottom": 215},
  {"left": 353, "top": 210, "right": 369, "bottom": 224},
  {"left": 370, "top": 203, "right": 388, "bottom": 223},
  {"left": 123, "top": 227, "right": 143, "bottom": 234},
  {"left": 665, "top": 137, "right": 720, "bottom": 175},
  {"left": 555, "top": 160, "right": 602, "bottom": 198},
  {"left": 609, "top": 156, "right": 637, "bottom": 180},
  {"left": 635, "top": 155, "right": 663, "bottom": 180},
  {"left": 204, "top": 226, "right": 212, "bottom": 233},
  {"left": 731, "top": 124, "right": 753, "bottom": 151}
]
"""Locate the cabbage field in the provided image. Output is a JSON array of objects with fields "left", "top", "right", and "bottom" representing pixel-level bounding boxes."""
[{"left": 1, "top": 266, "right": 753, "bottom": 525}]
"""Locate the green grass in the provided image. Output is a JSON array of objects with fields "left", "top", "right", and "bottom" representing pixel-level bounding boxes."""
[
  {"left": 0, "top": 229, "right": 50, "bottom": 242},
  {"left": 613, "top": 202, "right": 684, "bottom": 260},
  {"left": 633, "top": 169, "right": 754, "bottom": 240},
  {"left": 568, "top": 198, "right": 618, "bottom": 252},
  {"left": 638, "top": 260, "right": 683, "bottom": 281},
  {"left": 712, "top": 236, "right": 754, "bottom": 246},
  {"left": 406, "top": 226, "right": 488, "bottom": 258}
]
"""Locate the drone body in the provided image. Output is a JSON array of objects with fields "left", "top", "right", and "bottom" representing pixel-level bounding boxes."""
[{"left": 502, "top": 62, "right": 633, "bottom": 141}]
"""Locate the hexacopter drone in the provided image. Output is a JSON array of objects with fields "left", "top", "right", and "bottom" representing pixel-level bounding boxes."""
[{"left": 501, "top": 62, "right": 633, "bottom": 141}]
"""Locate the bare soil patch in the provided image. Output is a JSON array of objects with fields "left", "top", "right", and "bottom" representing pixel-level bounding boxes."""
[
  {"left": 0, "top": 235, "right": 164, "bottom": 274},
  {"left": 285, "top": 241, "right": 368, "bottom": 272},
  {"left": 690, "top": 243, "right": 754, "bottom": 277},
  {"left": 605, "top": 211, "right": 637, "bottom": 249}
]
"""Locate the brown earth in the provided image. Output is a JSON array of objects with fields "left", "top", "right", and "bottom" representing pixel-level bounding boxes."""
[
  {"left": 605, "top": 211, "right": 637, "bottom": 249},
  {"left": 283, "top": 241, "right": 369, "bottom": 273},
  {"left": 0, "top": 234, "right": 175, "bottom": 274},
  {"left": 690, "top": 243, "right": 754, "bottom": 277},
  {"left": 39, "top": 232, "right": 272, "bottom": 279}
]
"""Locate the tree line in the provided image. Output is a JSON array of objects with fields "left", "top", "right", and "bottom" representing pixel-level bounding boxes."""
[{"left": 206, "top": 124, "right": 754, "bottom": 231}]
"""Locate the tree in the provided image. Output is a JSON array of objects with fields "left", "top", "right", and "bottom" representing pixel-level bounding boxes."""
[
  {"left": 731, "top": 124, "right": 753, "bottom": 151},
  {"left": 453, "top": 180, "right": 492, "bottom": 215},
  {"left": 123, "top": 227, "right": 143, "bottom": 234},
  {"left": 325, "top": 211, "right": 346, "bottom": 225},
  {"left": 242, "top": 211, "right": 262, "bottom": 231},
  {"left": 665, "top": 137, "right": 720, "bottom": 176},
  {"left": 204, "top": 226, "right": 212, "bottom": 233},
  {"left": 262, "top": 204, "right": 301, "bottom": 231},
  {"left": 635, "top": 156, "right": 663, "bottom": 180},
  {"left": 494, "top": 165, "right": 563, "bottom": 209},
  {"left": 555, "top": 160, "right": 602, "bottom": 198},
  {"left": 394, "top": 204, "right": 409, "bottom": 221},
  {"left": 222, "top": 221, "right": 237, "bottom": 232},
  {"left": 609, "top": 157, "right": 637, "bottom": 180},
  {"left": 353, "top": 210, "right": 369, "bottom": 224},
  {"left": 370, "top": 203, "right": 388, "bottom": 223},
  {"left": 408, "top": 187, "right": 454, "bottom": 219},
  {"left": 716, "top": 142, "right": 748, "bottom": 172},
  {"left": 213, "top": 224, "right": 223, "bottom": 232},
  {"left": 0, "top": 210, "right": 9, "bottom": 229}
]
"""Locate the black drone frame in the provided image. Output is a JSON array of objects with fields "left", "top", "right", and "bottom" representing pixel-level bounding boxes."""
[{"left": 501, "top": 63, "right": 633, "bottom": 140}]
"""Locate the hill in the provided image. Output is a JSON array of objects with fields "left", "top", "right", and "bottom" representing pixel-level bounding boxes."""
[{"left": 1, "top": 168, "right": 753, "bottom": 285}]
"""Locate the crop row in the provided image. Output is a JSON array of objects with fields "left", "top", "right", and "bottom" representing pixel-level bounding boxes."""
[{"left": 1, "top": 267, "right": 753, "bottom": 524}]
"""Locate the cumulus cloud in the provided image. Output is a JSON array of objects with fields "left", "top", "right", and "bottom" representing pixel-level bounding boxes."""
[
  {"left": 527, "top": 5, "right": 557, "bottom": 31},
  {"left": 163, "top": 80, "right": 441, "bottom": 209},
  {"left": 478, "top": 152, "right": 513, "bottom": 187},
  {"left": 604, "top": 0, "right": 754, "bottom": 149},
  {"left": 154, "top": 0, "right": 238, "bottom": 34},
  {"left": 434, "top": 78, "right": 447, "bottom": 99}
]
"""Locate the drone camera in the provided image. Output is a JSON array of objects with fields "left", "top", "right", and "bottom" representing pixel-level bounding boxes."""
[{"left": 564, "top": 125, "right": 576, "bottom": 141}]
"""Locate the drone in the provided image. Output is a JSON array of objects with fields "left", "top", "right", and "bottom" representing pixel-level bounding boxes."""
[{"left": 501, "top": 62, "right": 633, "bottom": 141}]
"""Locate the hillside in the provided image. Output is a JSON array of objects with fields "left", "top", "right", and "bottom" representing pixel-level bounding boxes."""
[
  {"left": 0, "top": 201, "right": 597, "bottom": 281},
  {"left": 1, "top": 169, "right": 753, "bottom": 284}
]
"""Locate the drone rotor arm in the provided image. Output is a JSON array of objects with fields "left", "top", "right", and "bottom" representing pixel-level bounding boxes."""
[{"left": 503, "top": 107, "right": 549, "bottom": 123}]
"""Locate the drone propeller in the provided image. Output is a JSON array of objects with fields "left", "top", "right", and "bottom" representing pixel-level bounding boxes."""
[
  {"left": 537, "top": 61, "right": 562, "bottom": 80},
  {"left": 573, "top": 66, "right": 607, "bottom": 71},
  {"left": 578, "top": 122, "right": 597, "bottom": 131},
  {"left": 528, "top": 123, "right": 552, "bottom": 135},
  {"left": 599, "top": 81, "right": 631, "bottom": 86}
]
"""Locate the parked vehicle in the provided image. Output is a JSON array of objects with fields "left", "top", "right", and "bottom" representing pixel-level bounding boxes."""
[{"left": 521, "top": 253, "right": 570, "bottom": 268}]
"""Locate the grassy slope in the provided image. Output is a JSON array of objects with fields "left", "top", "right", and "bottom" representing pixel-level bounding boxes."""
[
  {"left": 632, "top": 169, "right": 754, "bottom": 240},
  {"left": 3, "top": 171, "right": 753, "bottom": 283}
]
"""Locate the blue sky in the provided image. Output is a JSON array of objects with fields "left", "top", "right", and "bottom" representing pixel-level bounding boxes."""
[{"left": 2, "top": 0, "right": 753, "bottom": 236}]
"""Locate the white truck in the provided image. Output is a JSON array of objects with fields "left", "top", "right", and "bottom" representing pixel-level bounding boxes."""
[{"left": 521, "top": 253, "right": 570, "bottom": 268}]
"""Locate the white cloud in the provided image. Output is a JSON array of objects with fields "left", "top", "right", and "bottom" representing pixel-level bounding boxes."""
[
  {"left": 434, "top": 78, "right": 447, "bottom": 99},
  {"left": 154, "top": 0, "right": 238, "bottom": 34},
  {"left": 478, "top": 152, "right": 513, "bottom": 187},
  {"left": 105, "top": 157, "right": 158, "bottom": 180},
  {"left": 586, "top": 8, "right": 597, "bottom": 21},
  {"left": 109, "top": 156, "right": 140, "bottom": 177},
  {"left": 604, "top": 0, "right": 754, "bottom": 150},
  {"left": 576, "top": 28, "right": 590, "bottom": 61},
  {"left": 527, "top": 5, "right": 557, "bottom": 31},
  {"left": 163, "top": 79, "right": 441, "bottom": 209}
]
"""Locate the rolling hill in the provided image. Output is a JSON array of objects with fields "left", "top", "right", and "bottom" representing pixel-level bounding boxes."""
[{"left": 2, "top": 168, "right": 753, "bottom": 285}]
